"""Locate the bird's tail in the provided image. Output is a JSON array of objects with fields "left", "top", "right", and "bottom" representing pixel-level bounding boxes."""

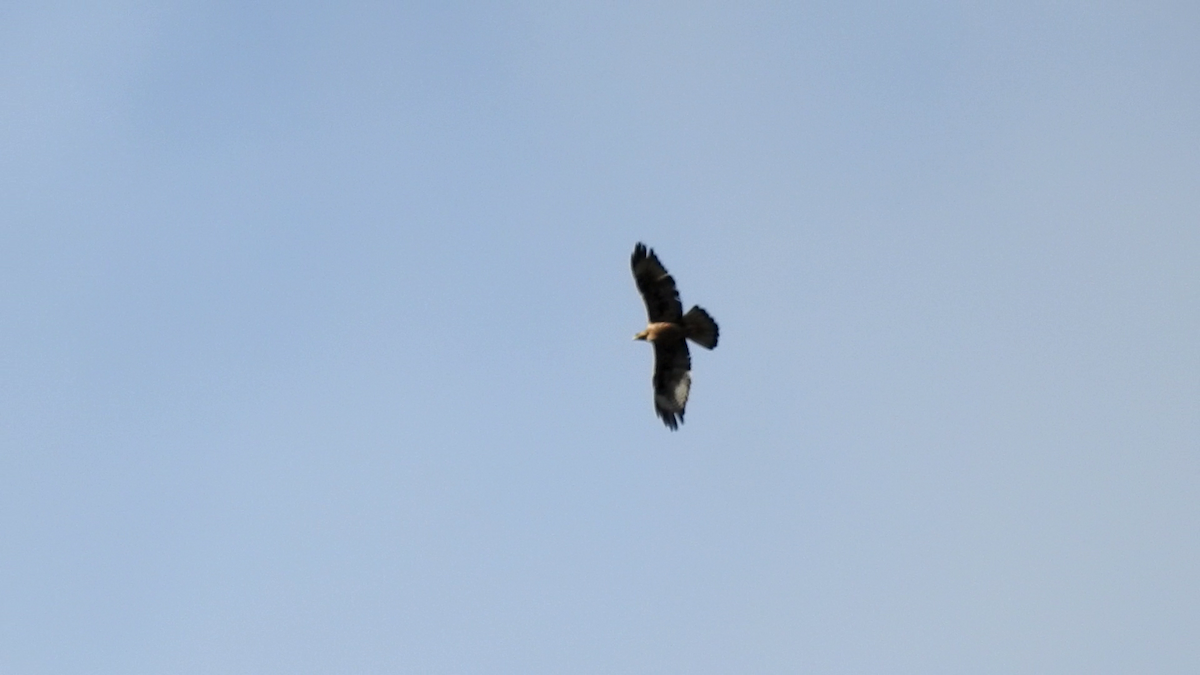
[{"left": 683, "top": 306, "right": 719, "bottom": 349}]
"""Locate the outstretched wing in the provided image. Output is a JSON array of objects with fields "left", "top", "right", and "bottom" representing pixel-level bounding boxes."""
[
  {"left": 632, "top": 243, "right": 683, "bottom": 323},
  {"left": 652, "top": 340, "right": 692, "bottom": 430}
]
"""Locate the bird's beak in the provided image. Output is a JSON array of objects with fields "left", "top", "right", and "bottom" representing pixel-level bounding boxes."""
[{"left": 633, "top": 332, "right": 646, "bottom": 341}]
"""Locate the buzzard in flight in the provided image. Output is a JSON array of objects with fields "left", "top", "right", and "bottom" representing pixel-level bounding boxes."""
[{"left": 631, "top": 243, "right": 719, "bottom": 430}]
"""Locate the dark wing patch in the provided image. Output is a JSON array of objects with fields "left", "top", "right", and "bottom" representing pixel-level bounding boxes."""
[
  {"left": 632, "top": 242, "right": 683, "bottom": 323},
  {"left": 652, "top": 340, "right": 692, "bottom": 430}
]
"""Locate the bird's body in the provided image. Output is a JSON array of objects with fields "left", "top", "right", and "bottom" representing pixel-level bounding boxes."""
[
  {"left": 631, "top": 243, "right": 719, "bottom": 430},
  {"left": 634, "top": 322, "right": 685, "bottom": 343}
]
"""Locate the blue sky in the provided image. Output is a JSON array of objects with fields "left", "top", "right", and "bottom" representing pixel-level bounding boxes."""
[{"left": 2, "top": 2, "right": 1198, "bottom": 673}]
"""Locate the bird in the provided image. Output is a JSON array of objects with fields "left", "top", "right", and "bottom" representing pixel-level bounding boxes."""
[{"left": 631, "top": 243, "right": 719, "bottom": 430}]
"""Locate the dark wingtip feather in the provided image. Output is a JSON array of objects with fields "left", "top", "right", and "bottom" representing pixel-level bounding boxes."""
[{"left": 632, "top": 242, "right": 650, "bottom": 268}]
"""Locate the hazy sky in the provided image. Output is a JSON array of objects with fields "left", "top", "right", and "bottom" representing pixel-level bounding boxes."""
[{"left": 2, "top": 2, "right": 1198, "bottom": 673}]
